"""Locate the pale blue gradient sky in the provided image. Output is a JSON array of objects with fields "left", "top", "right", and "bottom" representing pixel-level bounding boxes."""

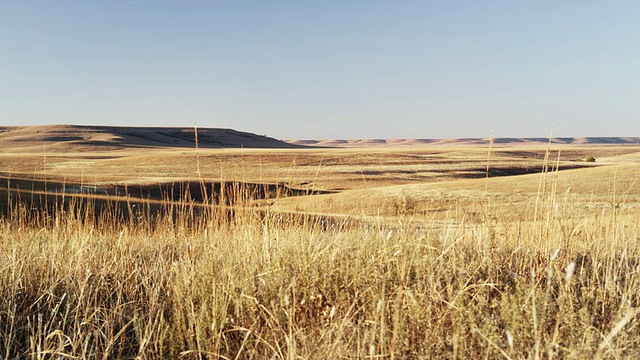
[{"left": 1, "top": 1, "right": 639, "bottom": 139}]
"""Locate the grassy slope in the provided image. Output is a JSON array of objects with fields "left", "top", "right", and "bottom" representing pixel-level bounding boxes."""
[
  {"left": 1, "top": 138, "right": 640, "bottom": 358},
  {"left": 1, "top": 194, "right": 639, "bottom": 358},
  {"left": 271, "top": 163, "right": 640, "bottom": 220}
]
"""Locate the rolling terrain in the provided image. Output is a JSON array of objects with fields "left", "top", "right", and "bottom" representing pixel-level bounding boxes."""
[
  {"left": 287, "top": 136, "right": 640, "bottom": 147},
  {"left": 0, "top": 124, "right": 300, "bottom": 153},
  {"left": 2, "top": 125, "right": 638, "bottom": 219},
  {"left": 1, "top": 125, "right": 640, "bottom": 358}
]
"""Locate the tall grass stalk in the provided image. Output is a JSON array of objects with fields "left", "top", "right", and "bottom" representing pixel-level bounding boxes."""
[{"left": 0, "top": 179, "right": 639, "bottom": 358}]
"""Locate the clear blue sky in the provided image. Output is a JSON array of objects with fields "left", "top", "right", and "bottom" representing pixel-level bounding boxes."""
[{"left": 1, "top": 1, "right": 639, "bottom": 139}]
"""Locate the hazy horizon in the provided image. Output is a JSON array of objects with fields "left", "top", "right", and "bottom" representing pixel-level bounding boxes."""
[{"left": 2, "top": 1, "right": 639, "bottom": 139}]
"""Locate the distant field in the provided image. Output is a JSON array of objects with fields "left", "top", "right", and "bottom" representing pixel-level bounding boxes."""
[
  {"left": 3, "top": 128, "right": 639, "bottom": 221},
  {"left": 1, "top": 126, "right": 639, "bottom": 358}
]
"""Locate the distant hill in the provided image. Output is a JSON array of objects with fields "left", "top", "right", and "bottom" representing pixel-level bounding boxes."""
[
  {"left": 286, "top": 137, "right": 640, "bottom": 147},
  {"left": 2, "top": 126, "right": 637, "bottom": 153},
  {"left": 0, "top": 125, "right": 302, "bottom": 152}
]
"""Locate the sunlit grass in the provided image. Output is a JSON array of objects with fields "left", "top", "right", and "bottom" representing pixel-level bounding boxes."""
[
  {"left": 1, "top": 141, "right": 639, "bottom": 358},
  {"left": 1, "top": 178, "right": 639, "bottom": 359}
]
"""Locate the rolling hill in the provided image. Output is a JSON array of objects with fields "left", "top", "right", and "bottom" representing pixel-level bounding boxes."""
[
  {"left": 0, "top": 125, "right": 301, "bottom": 153},
  {"left": 286, "top": 137, "right": 640, "bottom": 147}
]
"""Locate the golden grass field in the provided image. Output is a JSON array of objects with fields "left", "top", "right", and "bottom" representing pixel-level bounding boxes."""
[{"left": 1, "top": 126, "right": 639, "bottom": 359}]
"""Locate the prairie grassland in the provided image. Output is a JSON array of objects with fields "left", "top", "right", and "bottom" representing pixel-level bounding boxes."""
[
  {"left": 2, "top": 143, "right": 631, "bottom": 189},
  {"left": 1, "top": 144, "right": 640, "bottom": 359}
]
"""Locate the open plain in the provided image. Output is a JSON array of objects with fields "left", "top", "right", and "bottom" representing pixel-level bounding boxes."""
[{"left": 1, "top": 125, "right": 640, "bottom": 358}]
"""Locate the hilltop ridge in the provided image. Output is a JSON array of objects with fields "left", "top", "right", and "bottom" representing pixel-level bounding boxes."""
[
  {"left": 1, "top": 125, "right": 638, "bottom": 153},
  {"left": 0, "top": 125, "right": 300, "bottom": 152},
  {"left": 286, "top": 137, "right": 640, "bottom": 147}
]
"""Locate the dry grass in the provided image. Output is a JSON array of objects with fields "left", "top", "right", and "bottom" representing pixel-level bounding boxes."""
[
  {"left": 4, "top": 143, "right": 634, "bottom": 190},
  {"left": 1, "top": 142, "right": 640, "bottom": 358}
]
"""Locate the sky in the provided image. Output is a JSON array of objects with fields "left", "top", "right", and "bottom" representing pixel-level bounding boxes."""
[{"left": 1, "top": 1, "right": 639, "bottom": 139}]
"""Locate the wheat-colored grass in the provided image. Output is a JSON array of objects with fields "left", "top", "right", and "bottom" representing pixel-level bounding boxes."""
[
  {"left": 1, "top": 143, "right": 639, "bottom": 358},
  {"left": 1, "top": 188, "right": 639, "bottom": 358}
]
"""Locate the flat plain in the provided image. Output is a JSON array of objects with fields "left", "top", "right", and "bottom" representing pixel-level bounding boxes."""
[{"left": 1, "top": 125, "right": 640, "bottom": 358}]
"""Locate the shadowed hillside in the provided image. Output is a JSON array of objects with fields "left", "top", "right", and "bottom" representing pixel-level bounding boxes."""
[{"left": 0, "top": 125, "right": 303, "bottom": 152}]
